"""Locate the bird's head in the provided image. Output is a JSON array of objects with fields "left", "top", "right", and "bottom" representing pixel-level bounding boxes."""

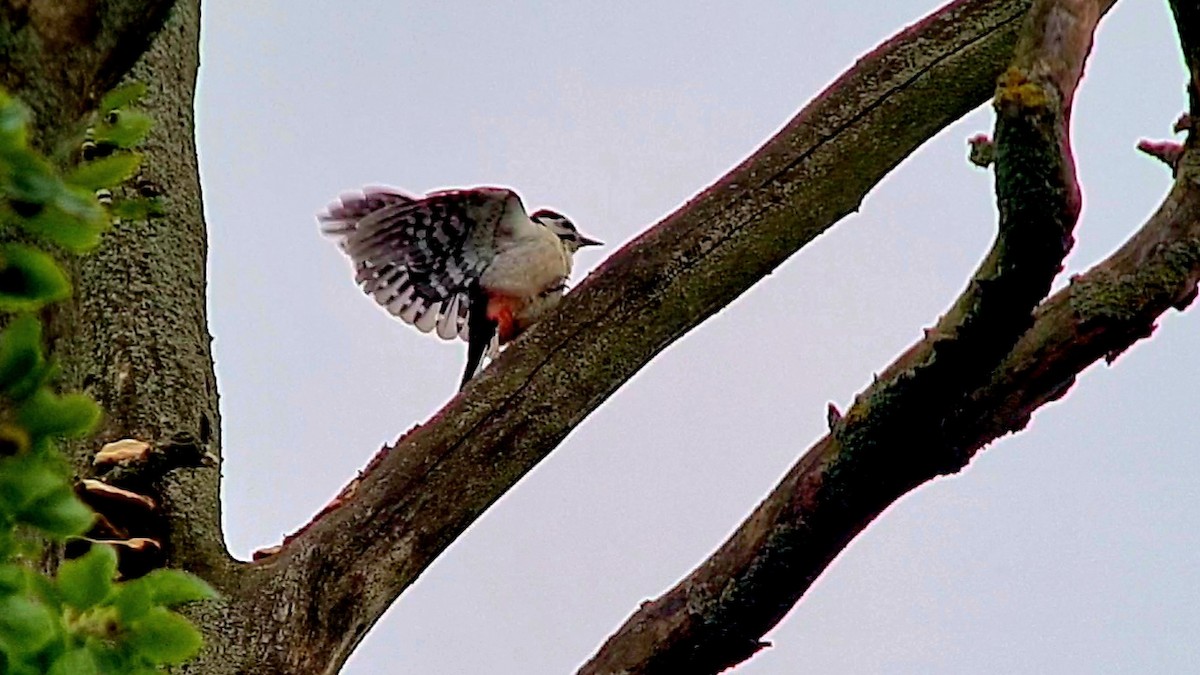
[{"left": 531, "top": 209, "right": 603, "bottom": 253}]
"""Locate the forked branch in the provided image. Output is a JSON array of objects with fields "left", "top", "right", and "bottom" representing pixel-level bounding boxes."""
[
  {"left": 580, "top": 0, "right": 1108, "bottom": 671},
  {"left": 243, "top": 0, "right": 1052, "bottom": 671}
]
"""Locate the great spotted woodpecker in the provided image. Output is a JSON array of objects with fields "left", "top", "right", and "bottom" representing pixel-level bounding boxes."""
[{"left": 319, "top": 186, "right": 602, "bottom": 389}]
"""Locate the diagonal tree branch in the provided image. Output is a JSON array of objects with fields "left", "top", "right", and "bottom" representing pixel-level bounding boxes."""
[{"left": 234, "top": 0, "right": 1086, "bottom": 671}]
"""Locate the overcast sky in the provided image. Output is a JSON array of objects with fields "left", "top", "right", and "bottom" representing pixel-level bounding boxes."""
[{"left": 196, "top": 1, "right": 1197, "bottom": 672}]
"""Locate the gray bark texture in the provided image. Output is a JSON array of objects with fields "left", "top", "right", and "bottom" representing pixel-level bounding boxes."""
[{"left": 2, "top": 0, "right": 1197, "bottom": 673}]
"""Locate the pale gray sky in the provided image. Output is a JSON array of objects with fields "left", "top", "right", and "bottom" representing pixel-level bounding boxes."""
[{"left": 197, "top": 1, "right": 1198, "bottom": 673}]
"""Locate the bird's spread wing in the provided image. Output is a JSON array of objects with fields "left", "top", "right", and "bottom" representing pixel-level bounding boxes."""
[
  {"left": 318, "top": 185, "right": 418, "bottom": 239},
  {"left": 319, "top": 187, "right": 513, "bottom": 343}
]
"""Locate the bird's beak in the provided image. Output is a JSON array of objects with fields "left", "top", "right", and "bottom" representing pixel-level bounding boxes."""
[{"left": 577, "top": 234, "right": 604, "bottom": 247}]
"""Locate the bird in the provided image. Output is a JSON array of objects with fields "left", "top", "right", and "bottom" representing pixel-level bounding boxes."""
[{"left": 318, "top": 186, "right": 602, "bottom": 390}]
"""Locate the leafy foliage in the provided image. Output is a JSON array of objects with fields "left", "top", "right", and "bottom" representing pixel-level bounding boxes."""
[
  {"left": 0, "top": 86, "right": 215, "bottom": 673},
  {"left": 0, "top": 246, "right": 71, "bottom": 312}
]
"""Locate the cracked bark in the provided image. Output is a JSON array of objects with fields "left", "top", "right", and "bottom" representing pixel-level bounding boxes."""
[{"left": 5, "top": 0, "right": 1199, "bottom": 673}]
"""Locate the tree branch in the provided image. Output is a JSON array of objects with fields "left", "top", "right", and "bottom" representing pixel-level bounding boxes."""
[
  {"left": 234, "top": 0, "right": 1075, "bottom": 671},
  {"left": 4, "top": 0, "right": 1187, "bottom": 672},
  {"left": 575, "top": 3, "right": 1194, "bottom": 674},
  {"left": 1169, "top": 0, "right": 1200, "bottom": 109},
  {"left": 583, "top": 158, "right": 1200, "bottom": 673}
]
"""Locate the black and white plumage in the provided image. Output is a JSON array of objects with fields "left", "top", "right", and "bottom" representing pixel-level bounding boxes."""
[
  {"left": 319, "top": 185, "right": 601, "bottom": 389},
  {"left": 321, "top": 186, "right": 497, "bottom": 342}
]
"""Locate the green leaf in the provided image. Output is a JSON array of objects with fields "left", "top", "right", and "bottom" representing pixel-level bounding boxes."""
[
  {"left": 65, "top": 153, "right": 141, "bottom": 191},
  {"left": 0, "top": 564, "right": 24, "bottom": 594},
  {"left": 0, "top": 595, "right": 56, "bottom": 654},
  {"left": 26, "top": 567, "right": 62, "bottom": 611},
  {"left": 99, "top": 82, "right": 148, "bottom": 113},
  {"left": 110, "top": 197, "right": 165, "bottom": 221},
  {"left": 57, "top": 545, "right": 117, "bottom": 610},
  {"left": 0, "top": 93, "right": 30, "bottom": 150},
  {"left": 93, "top": 111, "right": 153, "bottom": 149},
  {"left": 19, "top": 487, "right": 94, "bottom": 537},
  {"left": 18, "top": 390, "right": 101, "bottom": 439},
  {"left": 81, "top": 641, "right": 128, "bottom": 674},
  {"left": 48, "top": 648, "right": 100, "bottom": 675},
  {"left": 112, "top": 577, "right": 152, "bottom": 622},
  {"left": 127, "top": 608, "right": 203, "bottom": 665},
  {"left": 0, "top": 315, "right": 46, "bottom": 399},
  {"left": 0, "top": 453, "right": 64, "bottom": 511},
  {"left": 52, "top": 185, "right": 106, "bottom": 222},
  {"left": 138, "top": 569, "right": 217, "bottom": 607},
  {"left": 1, "top": 149, "right": 61, "bottom": 205},
  {"left": 11, "top": 200, "right": 106, "bottom": 253},
  {"left": 0, "top": 245, "right": 70, "bottom": 312},
  {"left": 0, "top": 655, "right": 43, "bottom": 675},
  {"left": 0, "top": 422, "right": 31, "bottom": 455}
]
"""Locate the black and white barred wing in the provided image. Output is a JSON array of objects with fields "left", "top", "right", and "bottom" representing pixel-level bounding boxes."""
[
  {"left": 318, "top": 187, "right": 508, "bottom": 342},
  {"left": 318, "top": 185, "right": 418, "bottom": 240}
]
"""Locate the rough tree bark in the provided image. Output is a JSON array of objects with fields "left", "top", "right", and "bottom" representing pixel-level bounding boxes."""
[{"left": 2, "top": 0, "right": 1196, "bottom": 673}]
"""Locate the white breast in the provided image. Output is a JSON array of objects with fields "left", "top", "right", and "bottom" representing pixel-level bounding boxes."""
[{"left": 481, "top": 226, "right": 571, "bottom": 298}]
